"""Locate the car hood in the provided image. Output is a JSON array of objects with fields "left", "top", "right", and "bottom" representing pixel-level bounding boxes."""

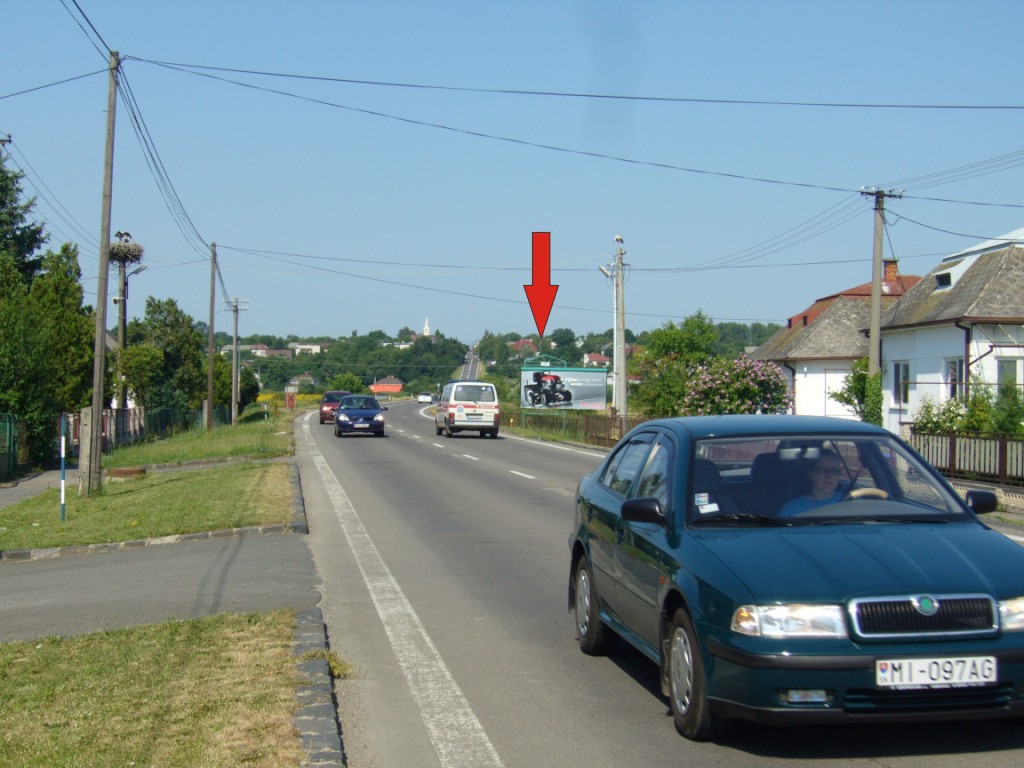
[{"left": 693, "top": 523, "right": 1024, "bottom": 601}]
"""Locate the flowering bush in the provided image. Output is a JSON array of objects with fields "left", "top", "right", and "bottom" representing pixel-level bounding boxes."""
[{"left": 676, "top": 357, "right": 792, "bottom": 416}]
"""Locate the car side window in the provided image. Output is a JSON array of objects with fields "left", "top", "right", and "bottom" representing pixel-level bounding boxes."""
[
  {"left": 601, "top": 434, "right": 654, "bottom": 498},
  {"left": 634, "top": 436, "right": 672, "bottom": 512}
]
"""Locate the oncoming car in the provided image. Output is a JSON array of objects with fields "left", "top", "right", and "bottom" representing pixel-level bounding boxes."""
[
  {"left": 334, "top": 395, "right": 387, "bottom": 437},
  {"left": 318, "top": 390, "right": 351, "bottom": 424},
  {"left": 418, "top": 392, "right": 434, "bottom": 404},
  {"left": 568, "top": 415, "right": 1024, "bottom": 741}
]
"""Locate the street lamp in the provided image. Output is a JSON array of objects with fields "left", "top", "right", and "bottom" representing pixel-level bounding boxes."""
[
  {"left": 600, "top": 236, "right": 627, "bottom": 418},
  {"left": 108, "top": 231, "right": 146, "bottom": 415}
]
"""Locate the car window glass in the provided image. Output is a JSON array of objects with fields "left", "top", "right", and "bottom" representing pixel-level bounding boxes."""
[
  {"left": 602, "top": 435, "right": 654, "bottom": 497},
  {"left": 454, "top": 385, "right": 494, "bottom": 402},
  {"left": 635, "top": 437, "right": 672, "bottom": 511}
]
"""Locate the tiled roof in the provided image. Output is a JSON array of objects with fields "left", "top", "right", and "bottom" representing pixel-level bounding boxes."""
[
  {"left": 882, "top": 245, "right": 1024, "bottom": 329},
  {"left": 752, "top": 296, "right": 899, "bottom": 362}
]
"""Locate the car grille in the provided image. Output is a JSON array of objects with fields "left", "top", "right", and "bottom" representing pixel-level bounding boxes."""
[
  {"left": 850, "top": 595, "right": 997, "bottom": 640},
  {"left": 844, "top": 683, "right": 1015, "bottom": 714}
]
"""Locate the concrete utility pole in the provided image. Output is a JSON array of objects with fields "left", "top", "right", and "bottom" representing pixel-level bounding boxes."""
[
  {"left": 207, "top": 242, "right": 216, "bottom": 431},
  {"left": 861, "top": 187, "right": 903, "bottom": 376},
  {"left": 83, "top": 50, "right": 119, "bottom": 496},
  {"left": 601, "top": 236, "right": 628, "bottom": 418},
  {"left": 225, "top": 298, "right": 249, "bottom": 425}
]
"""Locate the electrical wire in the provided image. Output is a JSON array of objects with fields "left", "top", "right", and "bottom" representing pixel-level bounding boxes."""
[{"left": 135, "top": 59, "right": 1024, "bottom": 111}]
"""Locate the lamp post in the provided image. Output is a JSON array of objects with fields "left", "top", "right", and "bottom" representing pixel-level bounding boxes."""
[
  {"left": 115, "top": 263, "right": 147, "bottom": 409},
  {"left": 600, "top": 236, "right": 628, "bottom": 418},
  {"left": 110, "top": 231, "right": 145, "bottom": 410}
]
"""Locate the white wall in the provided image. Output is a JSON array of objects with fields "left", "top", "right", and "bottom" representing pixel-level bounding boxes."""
[
  {"left": 789, "top": 360, "right": 858, "bottom": 419},
  {"left": 882, "top": 323, "right": 1024, "bottom": 433}
]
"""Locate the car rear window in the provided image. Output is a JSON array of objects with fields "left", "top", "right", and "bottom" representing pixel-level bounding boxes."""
[{"left": 454, "top": 385, "right": 495, "bottom": 402}]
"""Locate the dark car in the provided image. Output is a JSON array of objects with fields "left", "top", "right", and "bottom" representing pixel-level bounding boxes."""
[
  {"left": 334, "top": 395, "right": 387, "bottom": 437},
  {"left": 319, "top": 390, "right": 351, "bottom": 424},
  {"left": 568, "top": 414, "right": 1024, "bottom": 741}
]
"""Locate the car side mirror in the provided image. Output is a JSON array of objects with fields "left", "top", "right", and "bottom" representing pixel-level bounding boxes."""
[
  {"left": 966, "top": 489, "right": 998, "bottom": 515},
  {"left": 382, "top": 406, "right": 388, "bottom": 411},
  {"left": 622, "top": 497, "right": 667, "bottom": 526}
]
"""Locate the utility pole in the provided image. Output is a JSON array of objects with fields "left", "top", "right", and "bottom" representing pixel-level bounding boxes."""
[
  {"left": 207, "top": 242, "right": 216, "bottom": 431},
  {"left": 83, "top": 51, "right": 119, "bottom": 496},
  {"left": 225, "top": 298, "right": 249, "bottom": 425},
  {"left": 601, "top": 236, "right": 628, "bottom": 418},
  {"left": 861, "top": 187, "right": 903, "bottom": 376}
]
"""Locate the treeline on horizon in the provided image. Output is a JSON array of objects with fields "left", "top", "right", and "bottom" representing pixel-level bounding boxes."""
[{"left": 222, "top": 321, "right": 780, "bottom": 393}]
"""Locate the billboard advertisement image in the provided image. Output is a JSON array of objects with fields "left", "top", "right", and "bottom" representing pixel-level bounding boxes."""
[{"left": 520, "top": 367, "right": 607, "bottom": 410}]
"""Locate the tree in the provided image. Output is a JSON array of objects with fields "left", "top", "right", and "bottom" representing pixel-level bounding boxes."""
[
  {"left": 630, "top": 313, "right": 719, "bottom": 417},
  {"left": 829, "top": 358, "right": 882, "bottom": 426},
  {"left": 0, "top": 176, "right": 95, "bottom": 468},
  {"left": 0, "top": 156, "right": 47, "bottom": 281},
  {"left": 126, "top": 298, "right": 206, "bottom": 410}
]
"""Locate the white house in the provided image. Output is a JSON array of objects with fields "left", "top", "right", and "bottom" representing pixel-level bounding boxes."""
[
  {"left": 751, "top": 261, "right": 919, "bottom": 419},
  {"left": 880, "top": 230, "right": 1024, "bottom": 435}
]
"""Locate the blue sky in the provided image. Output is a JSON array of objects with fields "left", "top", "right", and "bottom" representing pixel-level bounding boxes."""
[{"left": 4, "top": 1, "right": 1024, "bottom": 346}]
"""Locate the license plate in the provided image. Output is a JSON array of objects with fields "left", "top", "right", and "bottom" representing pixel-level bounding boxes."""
[
  {"left": 354, "top": 423, "right": 369, "bottom": 429},
  {"left": 466, "top": 414, "right": 482, "bottom": 421},
  {"left": 876, "top": 656, "right": 996, "bottom": 688}
]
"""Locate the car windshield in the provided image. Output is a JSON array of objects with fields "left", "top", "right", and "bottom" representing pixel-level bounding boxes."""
[
  {"left": 323, "top": 393, "right": 343, "bottom": 403},
  {"left": 688, "top": 433, "right": 968, "bottom": 526},
  {"left": 340, "top": 397, "right": 378, "bottom": 410}
]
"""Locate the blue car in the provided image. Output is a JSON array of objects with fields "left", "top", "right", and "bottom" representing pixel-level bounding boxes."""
[
  {"left": 334, "top": 395, "right": 387, "bottom": 437},
  {"left": 568, "top": 415, "right": 1024, "bottom": 740}
]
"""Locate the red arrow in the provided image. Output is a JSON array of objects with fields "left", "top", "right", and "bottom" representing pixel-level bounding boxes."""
[{"left": 524, "top": 231, "right": 558, "bottom": 338}]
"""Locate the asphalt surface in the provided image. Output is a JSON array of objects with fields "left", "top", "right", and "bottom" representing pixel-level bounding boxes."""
[{"left": 0, "top": 462, "right": 345, "bottom": 767}]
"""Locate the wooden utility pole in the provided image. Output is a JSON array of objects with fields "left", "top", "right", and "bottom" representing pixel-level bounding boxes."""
[
  {"left": 83, "top": 51, "right": 119, "bottom": 495},
  {"left": 861, "top": 187, "right": 902, "bottom": 376}
]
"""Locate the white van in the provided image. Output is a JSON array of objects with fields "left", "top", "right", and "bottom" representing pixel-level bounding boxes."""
[{"left": 435, "top": 380, "right": 500, "bottom": 439}]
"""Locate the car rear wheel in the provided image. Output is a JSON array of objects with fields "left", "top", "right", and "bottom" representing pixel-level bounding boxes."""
[
  {"left": 667, "top": 608, "right": 725, "bottom": 741},
  {"left": 574, "top": 558, "right": 616, "bottom": 656}
]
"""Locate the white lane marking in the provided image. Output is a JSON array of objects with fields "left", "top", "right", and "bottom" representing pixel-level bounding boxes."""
[
  {"left": 510, "top": 471, "right": 536, "bottom": 480},
  {"left": 461, "top": 454, "right": 479, "bottom": 461},
  {"left": 432, "top": 442, "right": 446, "bottom": 449},
  {"left": 302, "top": 417, "right": 504, "bottom": 768}
]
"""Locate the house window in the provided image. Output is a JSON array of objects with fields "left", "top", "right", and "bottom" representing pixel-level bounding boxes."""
[
  {"left": 893, "top": 361, "right": 910, "bottom": 408},
  {"left": 946, "top": 358, "right": 964, "bottom": 399},
  {"left": 998, "top": 359, "right": 1019, "bottom": 391}
]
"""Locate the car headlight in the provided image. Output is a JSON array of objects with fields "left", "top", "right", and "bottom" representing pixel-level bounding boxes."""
[
  {"left": 373, "top": 414, "right": 384, "bottom": 422},
  {"left": 732, "top": 604, "right": 848, "bottom": 638},
  {"left": 336, "top": 414, "right": 349, "bottom": 422},
  {"left": 1000, "top": 597, "right": 1024, "bottom": 631}
]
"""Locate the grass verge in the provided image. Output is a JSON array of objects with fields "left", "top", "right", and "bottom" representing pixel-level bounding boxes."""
[
  {"left": 102, "top": 408, "right": 295, "bottom": 468},
  {"left": 0, "top": 460, "right": 294, "bottom": 551},
  {"left": 0, "top": 610, "right": 306, "bottom": 768}
]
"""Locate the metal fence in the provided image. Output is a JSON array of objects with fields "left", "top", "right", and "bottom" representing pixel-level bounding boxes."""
[
  {"left": 0, "top": 413, "right": 17, "bottom": 481},
  {"left": 909, "top": 431, "right": 1024, "bottom": 488}
]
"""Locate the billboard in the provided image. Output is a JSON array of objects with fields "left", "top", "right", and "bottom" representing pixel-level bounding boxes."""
[{"left": 520, "top": 367, "right": 608, "bottom": 410}]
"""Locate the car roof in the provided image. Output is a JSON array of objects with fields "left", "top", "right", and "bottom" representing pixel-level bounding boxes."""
[{"left": 633, "top": 414, "right": 890, "bottom": 441}]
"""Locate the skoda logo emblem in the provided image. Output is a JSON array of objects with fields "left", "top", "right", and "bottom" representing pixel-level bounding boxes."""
[{"left": 913, "top": 595, "right": 940, "bottom": 616}]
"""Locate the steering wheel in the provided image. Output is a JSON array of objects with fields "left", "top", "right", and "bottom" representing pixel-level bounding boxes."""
[{"left": 846, "top": 487, "right": 889, "bottom": 500}]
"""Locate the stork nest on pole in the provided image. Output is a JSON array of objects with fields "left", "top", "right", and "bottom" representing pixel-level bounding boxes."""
[{"left": 109, "top": 241, "right": 144, "bottom": 265}]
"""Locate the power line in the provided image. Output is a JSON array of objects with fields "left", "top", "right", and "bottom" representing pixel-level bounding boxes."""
[{"left": 134, "top": 59, "right": 1024, "bottom": 111}]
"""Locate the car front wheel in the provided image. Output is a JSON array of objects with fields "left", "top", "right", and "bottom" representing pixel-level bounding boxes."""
[
  {"left": 667, "top": 608, "right": 725, "bottom": 741},
  {"left": 573, "top": 558, "right": 616, "bottom": 656}
]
